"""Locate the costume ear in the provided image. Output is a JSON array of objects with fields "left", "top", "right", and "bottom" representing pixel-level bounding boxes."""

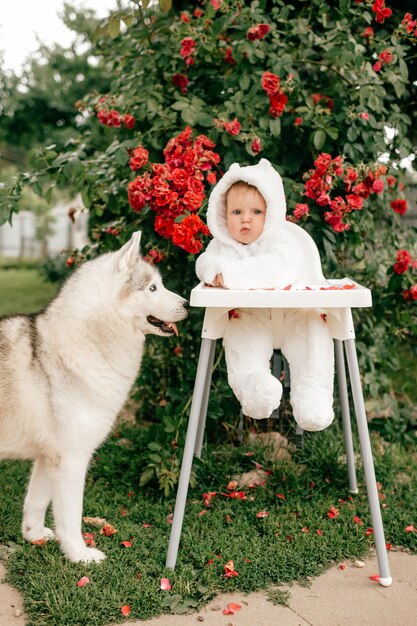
[
  {"left": 259, "top": 158, "right": 273, "bottom": 170},
  {"left": 228, "top": 163, "right": 240, "bottom": 174},
  {"left": 116, "top": 231, "right": 142, "bottom": 272}
]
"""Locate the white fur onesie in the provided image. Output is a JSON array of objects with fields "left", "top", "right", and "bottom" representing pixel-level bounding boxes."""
[{"left": 195, "top": 159, "right": 334, "bottom": 431}]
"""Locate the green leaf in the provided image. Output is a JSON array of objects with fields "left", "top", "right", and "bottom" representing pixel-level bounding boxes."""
[
  {"left": 159, "top": 0, "right": 172, "bottom": 12},
  {"left": 122, "top": 15, "right": 134, "bottom": 29},
  {"left": 399, "top": 58, "right": 408, "bottom": 81},
  {"left": 181, "top": 107, "right": 198, "bottom": 125},
  {"left": 313, "top": 129, "right": 326, "bottom": 151},
  {"left": 45, "top": 186, "right": 54, "bottom": 204},
  {"left": 81, "top": 187, "right": 91, "bottom": 208},
  {"left": 114, "top": 147, "right": 129, "bottom": 166},
  {"left": 269, "top": 117, "right": 281, "bottom": 137},
  {"left": 347, "top": 126, "right": 358, "bottom": 142},
  {"left": 171, "top": 101, "right": 189, "bottom": 111},
  {"left": 139, "top": 467, "right": 155, "bottom": 487},
  {"left": 326, "top": 127, "right": 339, "bottom": 140},
  {"left": 107, "top": 18, "right": 121, "bottom": 39},
  {"left": 197, "top": 112, "right": 215, "bottom": 127},
  {"left": 239, "top": 74, "right": 250, "bottom": 90}
]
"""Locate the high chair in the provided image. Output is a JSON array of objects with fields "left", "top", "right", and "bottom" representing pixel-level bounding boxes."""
[{"left": 165, "top": 222, "right": 392, "bottom": 587}]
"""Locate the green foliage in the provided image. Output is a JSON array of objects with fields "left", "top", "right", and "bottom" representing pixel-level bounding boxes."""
[{"left": 1, "top": 0, "right": 417, "bottom": 486}]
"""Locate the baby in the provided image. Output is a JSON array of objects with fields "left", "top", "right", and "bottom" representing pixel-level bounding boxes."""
[{"left": 195, "top": 159, "right": 334, "bottom": 431}]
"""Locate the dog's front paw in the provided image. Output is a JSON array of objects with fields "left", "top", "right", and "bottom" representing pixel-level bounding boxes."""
[
  {"left": 67, "top": 547, "right": 107, "bottom": 564},
  {"left": 22, "top": 526, "right": 55, "bottom": 542}
]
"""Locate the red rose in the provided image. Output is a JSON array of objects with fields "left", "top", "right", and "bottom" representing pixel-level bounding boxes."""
[
  {"left": 372, "top": 0, "right": 392, "bottom": 24},
  {"left": 172, "top": 73, "right": 189, "bottom": 94},
  {"left": 180, "top": 12, "right": 190, "bottom": 23},
  {"left": 295, "top": 117, "right": 303, "bottom": 126},
  {"left": 261, "top": 71, "right": 280, "bottom": 95},
  {"left": 123, "top": 114, "right": 135, "bottom": 129},
  {"left": 129, "top": 146, "right": 149, "bottom": 171},
  {"left": 372, "top": 179, "right": 384, "bottom": 194},
  {"left": 154, "top": 214, "right": 176, "bottom": 239},
  {"left": 171, "top": 168, "right": 189, "bottom": 189},
  {"left": 268, "top": 91, "right": 288, "bottom": 117},
  {"left": 206, "top": 171, "right": 217, "bottom": 184},
  {"left": 294, "top": 203, "right": 310, "bottom": 219},
  {"left": 251, "top": 137, "right": 262, "bottom": 154},
  {"left": 247, "top": 24, "right": 270, "bottom": 41},
  {"left": 361, "top": 27, "right": 374, "bottom": 38},
  {"left": 393, "top": 249, "right": 412, "bottom": 274},
  {"left": 390, "top": 199, "right": 407, "bottom": 215},
  {"left": 180, "top": 37, "right": 196, "bottom": 59},
  {"left": 128, "top": 176, "right": 152, "bottom": 212},
  {"left": 171, "top": 215, "right": 210, "bottom": 254},
  {"left": 352, "top": 182, "right": 371, "bottom": 199},
  {"left": 108, "top": 109, "right": 121, "bottom": 127},
  {"left": 379, "top": 49, "right": 393, "bottom": 64},
  {"left": 223, "top": 118, "right": 241, "bottom": 136},
  {"left": 183, "top": 190, "right": 204, "bottom": 211},
  {"left": 387, "top": 175, "right": 396, "bottom": 187},
  {"left": 314, "top": 153, "right": 333, "bottom": 174},
  {"left": 330, "top": 196, "right": 347, "bottom": 212},
  {"left": 324, "top": 212, "right": 350, "bottom": 232},
  {"left": 346, "top": 194, "right": 363, "bottom": 210},
  {"left": 224, "top": 48, "right": 236, "bottom": 65}
]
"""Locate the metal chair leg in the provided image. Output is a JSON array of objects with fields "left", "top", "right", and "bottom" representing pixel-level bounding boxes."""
[
  {"left": 344, "top": 339, "right": 392, "bottom": 587},
  {"left": 335, "top": 340, "right": 358, "bottom": 494},
  {"left": 194, "top": 339, "right": 216, "bottom": 458},
  {"left": 166, "top": 338, "right": 215, "bottom": 570}
]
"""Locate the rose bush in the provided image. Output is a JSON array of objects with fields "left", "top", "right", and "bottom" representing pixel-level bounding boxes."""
[{"left": 1, "top": 0, "right": 416, "bottom": 489}]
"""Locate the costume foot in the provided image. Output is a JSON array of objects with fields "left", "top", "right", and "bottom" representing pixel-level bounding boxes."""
[
  {"left": 240, "top": 375, "right": 283, "bottom": 420},
  {"left": 291, "top": 391, "right": 334, "bottom": 432}
]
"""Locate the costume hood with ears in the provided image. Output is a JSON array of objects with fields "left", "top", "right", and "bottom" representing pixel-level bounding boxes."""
[{"left": 207, "top": 158, "right": 287, "bottom": 249}]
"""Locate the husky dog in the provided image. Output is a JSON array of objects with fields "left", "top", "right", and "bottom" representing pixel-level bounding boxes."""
[{"left": 0, "top": 232, "right": 189, "bottom": 563}]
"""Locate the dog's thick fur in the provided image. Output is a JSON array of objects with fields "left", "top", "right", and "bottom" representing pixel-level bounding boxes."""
[{"left": 0, "top": 232, "right": 188, "bottom": 563}]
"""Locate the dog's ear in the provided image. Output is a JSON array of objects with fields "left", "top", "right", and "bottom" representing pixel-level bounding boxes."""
[{"left": 116, "top": 231, "right": 142, "bottom": 272}]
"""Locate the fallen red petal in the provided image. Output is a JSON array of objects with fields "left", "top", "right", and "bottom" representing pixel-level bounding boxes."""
[
  {"left": 405, "top": 525, "right": 416, "bottom": 532},
  {"left": 121, "top": 605, "right": 131, "bottom": 617},
  {"left": 76, "top": 576, "right": 90, "bottom": 587},
  {"left": 256, "top": 511, "right": 269, "bottom": 518},
  {"left": 223, "top": 602, "right": 242, "bottom": 615},
  {"left": 369, "top": 574, "right": 380, "bottom": 582},
  {"left": 121, "top": 541, "right": 132, "bottom": 548},
  {"left": 160, "top": 577, "right": 172, "bottom": 590}
]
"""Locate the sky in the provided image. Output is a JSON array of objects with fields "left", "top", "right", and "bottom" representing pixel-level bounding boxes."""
[{"left": 0, "top": 0, "right": 123, "bottom": 74}]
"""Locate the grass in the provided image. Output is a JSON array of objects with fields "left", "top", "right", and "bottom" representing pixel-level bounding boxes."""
[
  {"left": 0, "top": 268, "right": 58, "bottom": 316},
  {"left": 1, "top": 423, "right": 416, "bottom": 626}
]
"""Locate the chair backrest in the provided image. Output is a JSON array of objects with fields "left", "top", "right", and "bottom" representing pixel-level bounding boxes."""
[{"left": 283, "top": 221, "right": 327, "bottom": 285}]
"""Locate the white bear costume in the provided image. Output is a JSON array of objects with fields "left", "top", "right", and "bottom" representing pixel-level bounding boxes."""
[{"left": 195, "top": 159, "right": 334, "bottom": 431}]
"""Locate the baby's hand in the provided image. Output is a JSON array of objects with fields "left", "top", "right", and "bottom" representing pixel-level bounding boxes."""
[{"left": 213, "top": 273, "right": 224, "bottom": 287}]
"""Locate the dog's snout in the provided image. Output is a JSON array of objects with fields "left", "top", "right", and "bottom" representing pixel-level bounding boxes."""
[{"left": 183, "top": 300, "right": 190, "bottom": 311}]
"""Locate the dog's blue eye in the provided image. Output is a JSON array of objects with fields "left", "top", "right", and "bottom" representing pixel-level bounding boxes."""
[{"left": 149, "top": 284, "right": 157, "bottom": 292}]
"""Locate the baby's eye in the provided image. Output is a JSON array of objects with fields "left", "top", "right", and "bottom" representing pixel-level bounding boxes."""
[
  {"left": 254, "top": 209, "right": 263, "bottom": 214},
  {"left": 232, "top": 209, "right": 241, "bottom": 215}
]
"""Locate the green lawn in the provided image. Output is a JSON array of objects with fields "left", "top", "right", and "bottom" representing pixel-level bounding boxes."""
[
  {"left": 1, "top": 425, "right": 416, "bottom": 626},
  {"left": 0, "top": 268, "right": 58, "bottom": 316}
]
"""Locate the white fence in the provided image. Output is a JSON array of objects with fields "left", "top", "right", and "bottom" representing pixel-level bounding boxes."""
[{"left": 0, "top": 200, "right": 89, "bottom": 259}]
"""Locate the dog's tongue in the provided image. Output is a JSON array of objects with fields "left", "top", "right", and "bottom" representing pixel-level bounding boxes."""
[{"left": 166, "top": 322, "right": 178, "bottom": 337}]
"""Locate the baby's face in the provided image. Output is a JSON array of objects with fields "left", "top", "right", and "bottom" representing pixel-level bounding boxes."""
[{"left": 226, "top": 186, "right": 266, "bottom": 244}]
